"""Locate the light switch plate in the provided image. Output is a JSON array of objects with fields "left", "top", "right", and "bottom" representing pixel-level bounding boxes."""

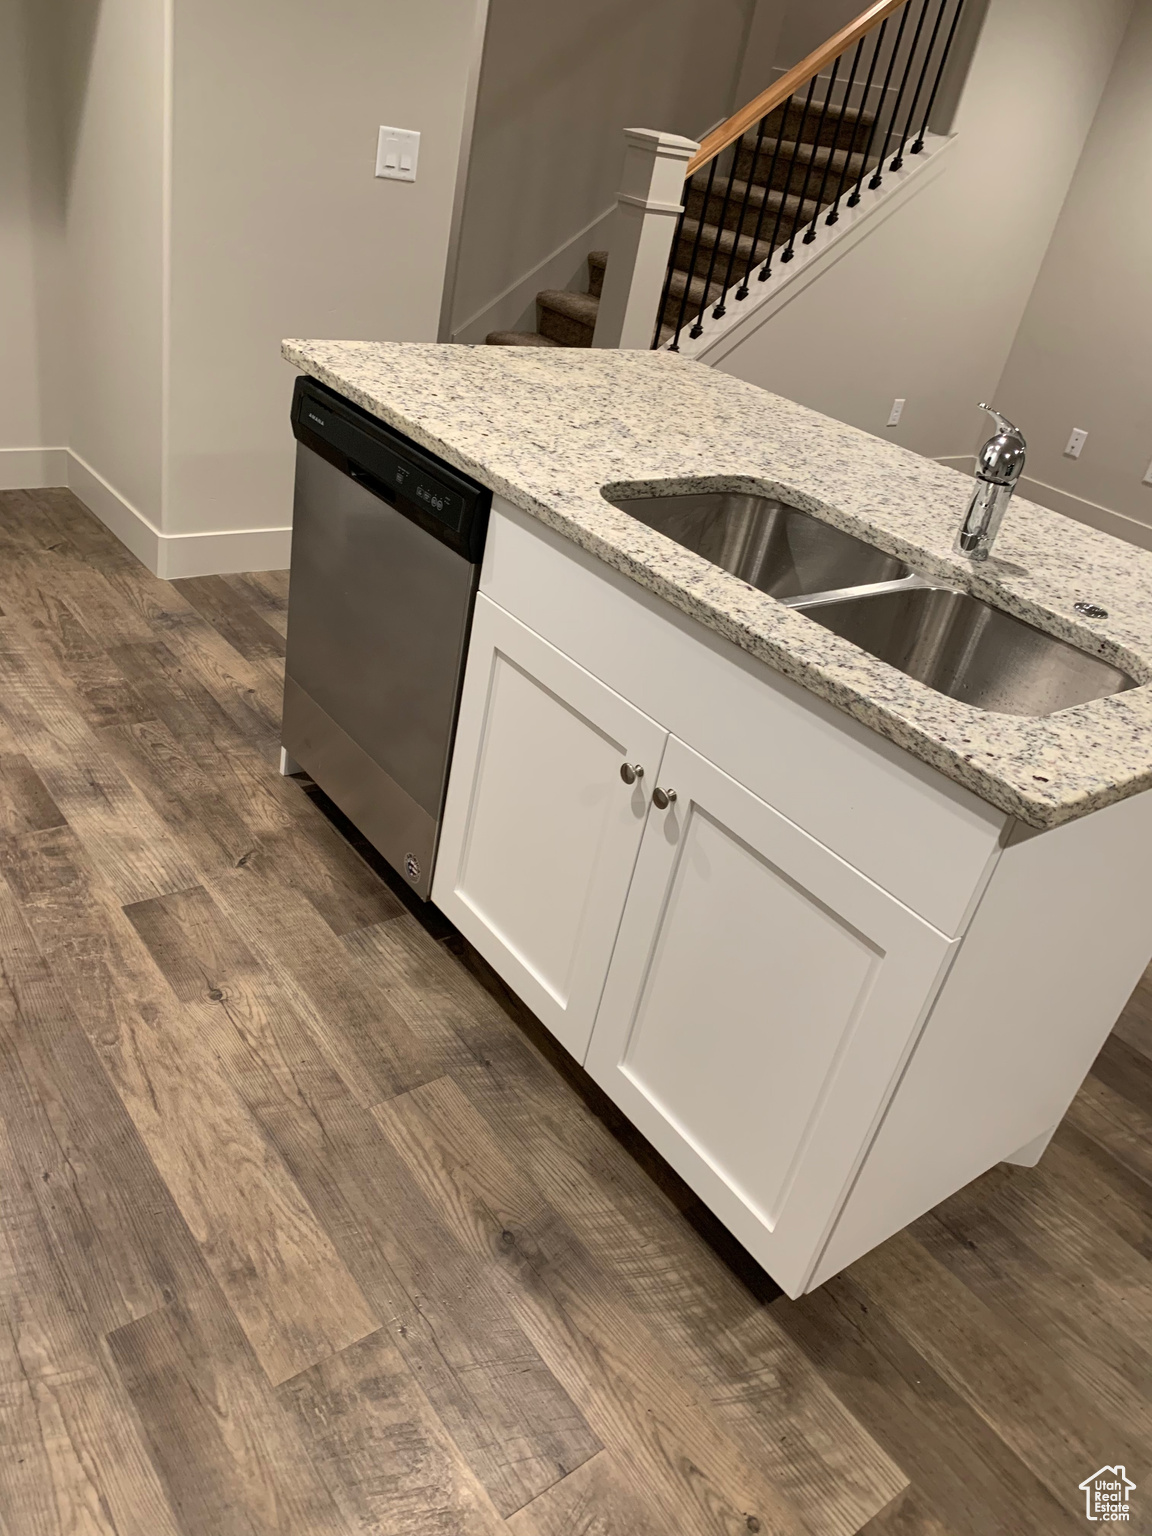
[{"left": 376, "top": 126, "right": 420, "bottom": 182}]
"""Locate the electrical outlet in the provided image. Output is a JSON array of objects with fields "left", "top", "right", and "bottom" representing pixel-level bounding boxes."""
[
  {"left": 887, "top": 398, "right": 906, "bottom": 427},
  {"left": 1065, "top": 427, "right": 1088, "bottom": 459},
  {"left": 1144, "top": 460, "right": 1152, "bottom": 486},
  {"left": 376, "top": 126, "right": 420, "bottom": 182}
]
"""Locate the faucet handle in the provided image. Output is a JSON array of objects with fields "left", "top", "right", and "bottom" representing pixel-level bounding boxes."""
[
  {"left": 975, "top": 402, "right": 1026, "bottom": 488},
  {"left": 979, "top": 402, "right": 1023, "bottom": 443}
]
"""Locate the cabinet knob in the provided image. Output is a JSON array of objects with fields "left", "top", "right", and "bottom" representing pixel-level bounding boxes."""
[
  {"left": 652, "top": 787, "right": 678, "bottom": 810},
  {"left": 620, "top": 762, "right": 644, "bottom": 785}
]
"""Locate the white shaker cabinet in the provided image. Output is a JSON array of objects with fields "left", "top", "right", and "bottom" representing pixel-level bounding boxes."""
[
  {"left": 436, "top": 592, "right": 955, "bottom": 1295},
  {"left": 434, "top": 504, "right": 1152, "bottom": 1297},
  {"left": 584, "top": 734, "right": 955, "bottom": 1296},
  {"left": 433, "top": 595, "right": 668, "bottom": 1060}
]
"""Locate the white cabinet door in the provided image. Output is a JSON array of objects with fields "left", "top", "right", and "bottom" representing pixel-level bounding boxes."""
[
  {"left": 585, "top": 734, "right": 955, "bottom": 1296},
  {"left": 433, "top": 595, "right": 668, "bottom": 1060}
]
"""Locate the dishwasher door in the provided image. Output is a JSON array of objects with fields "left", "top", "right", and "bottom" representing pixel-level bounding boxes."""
[{"left": 283, "top": 443, "right": 478, "bottom": 898}]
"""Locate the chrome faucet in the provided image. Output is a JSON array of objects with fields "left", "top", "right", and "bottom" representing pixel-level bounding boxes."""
[{"left": 955, "top": 404, "right": 1026, "bottom": 562}]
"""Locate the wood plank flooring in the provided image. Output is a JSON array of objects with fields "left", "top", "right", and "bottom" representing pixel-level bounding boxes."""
[{"left": 0, "top": 486, "right": 1149, "bottom": 1535}]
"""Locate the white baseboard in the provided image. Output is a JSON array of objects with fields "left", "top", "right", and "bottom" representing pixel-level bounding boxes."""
[
  {"left": 936, "top": 454, "right": 975, "bottom": 474},
  {"left": 0, "top": 446, "right": 69, "bottom": 490},
  {"left": 66, "top": 450, "right": 162, "bottom": 570},
  {"left": 157, "top": 523, "right": 294, "bottom": 578},
  {"left": 1018, "top": 474, "right": 1152, "bottom": 554},
  {"left": 450, "top": 204, "right": 617, "bottom": 345},
  {"left": 66, "top": 450, "right": 292, "bottom": 578}
]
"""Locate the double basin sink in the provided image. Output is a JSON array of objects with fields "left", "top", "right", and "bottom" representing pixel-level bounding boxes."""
[{"left": 606, "top": 488, "right": 1136, "bottom": 717}]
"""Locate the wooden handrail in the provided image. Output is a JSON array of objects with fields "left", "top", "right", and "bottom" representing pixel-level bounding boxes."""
[{"left": 685, "top": 0, "right": 909, "bottom": 176}]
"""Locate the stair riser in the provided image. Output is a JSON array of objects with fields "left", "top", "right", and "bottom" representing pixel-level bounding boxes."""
[
  {"left": 734, "top": 145, "right": 856, "bottom": 192},
  {"left": 683, "top": 165, "right": 843, "bottom": 234},
  {"left": 670, "top": 224, "right": 775, "bottom": 284},
  {"left": 486, "top": 332, "right": 561, "bottom": 348},
  {"left": 759, "top": 100, "right": 875, "bottom": 154},
  {"left": 537, "top": 303, "right": 595, "bottom": 347},
  {"left": 684, "top": 183, "right": 769, "bottom": 234},
  {"left": 661, "top": 270, "right": 725, "bottom": 332},
  {"left": 731, "top": 142, "right": 866, "bottom": 199},
  {"left": 682, "top": 184, "right": 820, "bottom": 240}
]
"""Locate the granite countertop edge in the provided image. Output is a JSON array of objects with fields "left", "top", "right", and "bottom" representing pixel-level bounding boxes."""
[{"left": 282, "top": 339, "right": 1152, "bottom": 832}]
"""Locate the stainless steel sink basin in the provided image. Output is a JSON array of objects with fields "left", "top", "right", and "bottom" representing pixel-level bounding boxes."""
[
  {"left": 804, "top": 583, "right": 1137, "bottom": 716},
  {"left": 606, "top": 490, "right": 908, "bottom": 601}
]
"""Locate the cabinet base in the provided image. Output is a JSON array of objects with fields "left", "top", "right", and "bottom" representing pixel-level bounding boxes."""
[{"left": 1004, "top": 1125, "right": 1057, "bottom": 1168}]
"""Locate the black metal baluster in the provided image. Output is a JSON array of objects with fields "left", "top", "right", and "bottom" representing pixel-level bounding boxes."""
[
  {"left": 912, "top": 0, "right": 966, "bottom": 153},
  {"left": 889, "top": 0, "right": 949, "bottom": 171},
  {"left": 867, "top": 1, "right": 913, "bottom": 190},
  {"left": 768, "top": 81, "right": 823, "bottom": 281},
  {"left": 785, "top": 60, "right": 839, "bottom": 258},
  {"left": 669, "top": 157, "right": 717, "bottom": 350},
  {"left": 692, "top": 144, "right": 739, "bottom": 336},
  {"left": 823, "top": 36, "right": 867, "bottom": 227},
  {"left": 880, "top": 0, "right": 932, "bottom": 176},
  {"left": 846, "top": 18, "right": 890, "bottom": 206},
  {"left": 776, "top": 76, "right": 818, "bottom": 264},
  {"left": 714, "top": 117, "right": 768, "bottom": 318},
  {"left": 804, "top": 52, "right": 847, "bottom": 243},
  {"left": 652, "top": 205, "right": 687, "bottom": 348},
  {"left": 739, "top": 104, "right": 789, "bottom": 296}
]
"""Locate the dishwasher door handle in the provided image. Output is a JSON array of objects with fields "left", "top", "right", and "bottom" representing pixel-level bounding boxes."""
[{"left": 349, "top": 462, "right": 398, "bottom": 506}]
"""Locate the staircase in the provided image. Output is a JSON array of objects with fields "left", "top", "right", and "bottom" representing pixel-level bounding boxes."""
[
  {"left": 486, "top": 0, "right": 967, "bottom": 354},
  {"left": 663, "top": 98, "right": 879, "bottom": 342},
  {"left": 486, "top": 252, "right": 607, "bottom": 348},
  {"left": 484, "top": 99, "right": 875, "bottom": 350}
]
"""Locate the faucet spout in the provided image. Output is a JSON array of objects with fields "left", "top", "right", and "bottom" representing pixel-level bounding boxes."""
[{"left": 955, "top": 403, "right": 1027, "bottom": 562}]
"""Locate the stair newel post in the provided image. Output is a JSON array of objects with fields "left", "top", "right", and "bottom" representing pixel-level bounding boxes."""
[{"left": 592, "top": 129, "right": 699, "bottom": 351}]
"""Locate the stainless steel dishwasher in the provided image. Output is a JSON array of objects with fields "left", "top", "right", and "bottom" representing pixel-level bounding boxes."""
[{"left": 281, "top": 376, "right": 490, "bottom": 900}]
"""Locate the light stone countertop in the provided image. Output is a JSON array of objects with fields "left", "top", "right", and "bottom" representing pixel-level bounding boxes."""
[{"left": 283, "top": 338, "right": 1152, "bottom": 830}]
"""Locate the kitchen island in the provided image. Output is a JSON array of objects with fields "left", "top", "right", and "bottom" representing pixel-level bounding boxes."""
[{"left": 282, "top": 338, "right": 1152, "bottom": 1296}]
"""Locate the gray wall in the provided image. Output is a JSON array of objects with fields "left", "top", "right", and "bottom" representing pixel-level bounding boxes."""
[
  {"left": 56, "top": 0, "right": 168, "bottom": 524},
  {"left": 0, "top": 0, "right": 68, "bottom": 470},
  {"left": 166, "top": 0, "right": 485, "bottom": 542},
  {"left": 1, "top": 0, "right": 488, "bottom": 568},
  {"left": 994, "top": 0, "right": 1152, "bottom": 548}
]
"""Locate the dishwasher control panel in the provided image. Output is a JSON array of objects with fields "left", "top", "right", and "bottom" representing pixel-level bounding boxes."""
[{"left": 291, "top": 376, "right": 490, "bottom": 560}]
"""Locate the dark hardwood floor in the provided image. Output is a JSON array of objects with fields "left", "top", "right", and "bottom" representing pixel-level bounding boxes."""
[{"left": 0, "top": 485, "right": 1149, "bottom": 1536}]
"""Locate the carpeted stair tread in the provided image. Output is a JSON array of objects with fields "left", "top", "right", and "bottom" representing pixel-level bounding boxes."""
[
  {"left": 537, "top": 287, "right": 600, "bottom": 346},
  {"left": 483, "top": 249, "right": 605, "bottom": 350},
  {"left": 537, "top": 289, "right": 600, "bottom": 323},
  {"left": 713, "top": 138, "right": 870, "bottom": 202},
  {"left": 750, "top": 97, "right": 876, "bottom": 155},
  {"left": 486, "top": 330, "right": 562, "bottom": 347},
  {"left": 662, "top": 265, "right": 726, "bottom": 316},
  {"left": 675, "top": 188, "right": 829, "bottom": 267}
]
